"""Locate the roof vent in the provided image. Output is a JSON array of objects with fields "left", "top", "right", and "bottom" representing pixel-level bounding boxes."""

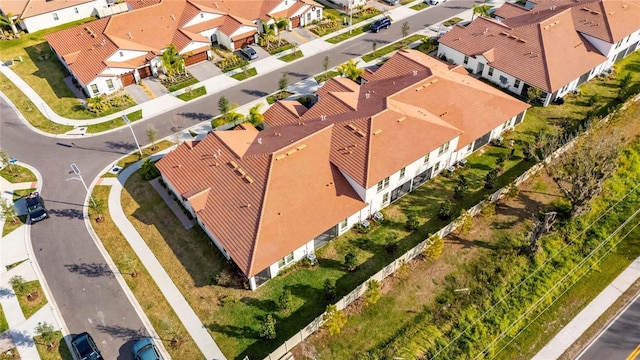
[
  {"left": 257, "top": 137, "right": 262, "bottom": 144},
  {"left": 373, "top": 129, "right": 382, "bottom": 135},
  {"left": 320, "top": 114, "right": 326, "bottom": 121},
  {"left": 275, "top": 154, "right": 286, "bottom": 161},
  {"left": 412, "top": 70, "right": 418, "bottom": 76},
  {"left": 297, "top": 144, "right": 307, "bottom": 151},
  {"left": 127, "top": 31, "right": 133, "bottom": 39},
  {"left": 365, "top": 92, "right": 370, "bottom": 99},
  {"left": 356, "top": 130, "right": 366, "bottom": 137},
  {"left": 347, "top": 123, "right": 357, "bottom": 131},
  {"left": 243, "top": 176, "right": 254, "bottom": 184},
  {"left": 397, "top": 116, "right": 406, "bottom": 123},
  {"left": 170, "top": 14, "right": 176, "bottom": 21},
  {"left": 228, "top": 161, "right": 238, "bottom": 169}
]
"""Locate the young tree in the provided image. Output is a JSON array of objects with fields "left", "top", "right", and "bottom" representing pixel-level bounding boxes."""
[
  {"left": 323, "top": 278, "right": 338, "bottom": 301},
  {"left": 245, "top": 103, "right": 264, "bottom": 126},
  {"left": 484, "top": 168, "right": 499, "bottom": 189},
  {"left": 495, "top": 153, "right": 507, "bottom": 172},
  {"left": 424, "top": 233, "right": 444, "bottom": 260},
  {"left": 88, "top": 199, "right": 106, "bottom": 222},
  {"left": 438, "top": 200, "right": 453, "bottom": 220},
  {"left": 146, "top": 126, "right": 158, "bottom": 151},
  {"left": 278, "top": 72, "right": 289, "bottom": 99},
  {"left": 457, "top": 210, "right": 473, "bottom": 235},
  {"left": 405, "top": 212, "right": 419, "bottom": 231},
  {"left": 364, "top": 280, "right": 381, "bottom": 306},
  {"left": 0, "top": 149, "right": 13, "bottom": 173},
  {"left": 618, "top": 72, "right": 633, "bottom": 100},
  {"left": 9, "top": 275, "right": 27, "bottom": 295},
  {"left": 323, "top": 304, "right": 347, "bottom": 335},
  {"left": 472, "top": 4, "right": 490, "bottom": 20},
  {"left": 384, "top": 232, "right": 398, "bottom": 254},
  {"left": 218, "top": 96, "right": 230, "bottom": 117},
  {"left": 322, "top": 55, "right": 330, "bottom": 81},
  {"left": 372, "top": 40, "right": 378, "bottom": 58},
  {"left": 260, "top": 314, "right": 277, "bottom": 340},
  {"left": 344, "top": 251, "right": 358, "bottom": 272},
  {"left": 336, "top": 59, "right": 364, "bottom": 82},
  {"left": 1, "top": 198, "right": 17, "bottom": 224},
  {"left": 161, "top": 44, "right": 184, "bottom": 81},
  {"left": 35, "top": 322, "right": 57, "bottom": 350},
  {"left": 527, "top": 87, "right": 542, "bottom": 104},
  {"left": 453, "top": 174, "right": 468, "bottom": 201},
  {"left": 401, "top": 21, "right": 410, "bottom": 45},
  {"left": 277, "top": 289, "right": 293, "bottom": 312},
  {"left": 549, "top": 129, "right": 623, "bottom": 217}
]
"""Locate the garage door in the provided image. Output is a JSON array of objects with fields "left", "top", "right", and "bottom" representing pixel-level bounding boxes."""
[
  {"left": 234, "top": 36, "right": 255, "bottom": 48},
  {"left": 121, "top": 72, "right": 135, "bottom": 87},
  {"left": 138, "top": 66, "right": 152, "bottom": 79},
  {"left": 291, "top": 16, "right": 301, "bottom": 28},
  {"left": 184, "top": 52, "right": 208, "bottom": 66}
]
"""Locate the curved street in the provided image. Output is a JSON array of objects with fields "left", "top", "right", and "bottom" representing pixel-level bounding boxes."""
[{"left": 0, "top": 1, "right": 476, "bottom": 358}]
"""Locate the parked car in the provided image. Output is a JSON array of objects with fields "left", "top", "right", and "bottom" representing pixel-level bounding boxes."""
[
  {"left": 25, "top": 192, "right": 48, "bottom": 223},
  {"left": 240, "top": 46, "right": 258, "bottom": 60},
  {"left": 71, "top": 332, "right": 104, "bottom": 360},
  {"left": 425, "top": 0, "right": 446, "bottom": 5},
  {"left": 133, "top": 337, "right": 163, "bottom": 360},
  {"left": 382, "top": 0, "right": 399, "bottom": 5},
  {"left": 370, "top": 17, "right": 392, "bottom": 33}
]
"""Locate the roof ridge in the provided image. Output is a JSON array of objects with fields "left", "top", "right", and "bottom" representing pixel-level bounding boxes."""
[{"left": 246, "top": 153, "right": 273, "bottom": 277}]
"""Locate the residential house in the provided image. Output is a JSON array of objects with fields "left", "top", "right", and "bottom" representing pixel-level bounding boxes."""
[
  {"left": 0, "top": 0, "right": 112, "bottom": 33},
  {"left": 156, "top": 49, "right": 529, "bottom": 290},
  {"left": 45, "top": 0, "right": 322, "bottom": 97},
  {"left": 438, "top": 0, "right": 640, "bottom": 106}
]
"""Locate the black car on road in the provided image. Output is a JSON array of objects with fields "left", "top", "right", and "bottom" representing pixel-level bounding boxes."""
[
  {"left": 370, "top": 17, "right": 392, "bottom": 32},
  {"left": 25, "top": 192, "right": 48, "bottom": 223}
]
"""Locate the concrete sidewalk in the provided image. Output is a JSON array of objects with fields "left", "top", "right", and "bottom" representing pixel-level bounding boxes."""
[
  {"left": 533, "top": 256, "right": 640, "bottom": 360},
  {"left": 0, "top": 165, "right": 64, "bottom": 360}
]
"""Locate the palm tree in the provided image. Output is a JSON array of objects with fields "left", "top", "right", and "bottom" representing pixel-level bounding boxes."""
[
  {"left": 260, "top": 22, "right": 277, "bottom": 49},
  {"left": 337, "top": 59, "right": 364, "bottom": 82},
  {"left": 245, "top": 103, "right": 264, "bottom": 126},
  {"left": 161, "top": 44, "right": 184, "bottom": 82},
  {"left": 0, "top": 13, "right": 20, "bottom": 39},
  {"left": 472, "top": 4, "right": 490, "bottom": 20}
]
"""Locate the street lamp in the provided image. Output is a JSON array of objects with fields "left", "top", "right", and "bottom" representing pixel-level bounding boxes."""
[
  {"left": 67, "top": 163, "right": 96, "bottom": 207},
  {"left": 349, "top": 0, "right": 354, "bottom": 34},
  {"left": 122, "top": 113, "right": 143, "bottom": 158}
]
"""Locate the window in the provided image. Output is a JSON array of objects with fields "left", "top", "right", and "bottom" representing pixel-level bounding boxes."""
[
  {"left": 466, "top": 144, "right": 472, "bottom": 152},
  {"left": 488, "top": 67, "right": 494, "bottom": 76},
  {"left": 317, "top": 9, "right": 321, "bottom": 18},
  {"left": 74, "top": 7, "right": 79, "bottom": 13},
  {"left": 399, "top": 167, "right": 406, "bottom": 179},
  {"left": 307, "top": 13, "right": 311, "bottom": 21},
  {"left": 376, "top": 177, "right": 390, "bottom": 192},
  {"left": 382, "top": 193, "right": 389, "bottom": 204},
  {"left": 106, "top": 79, "right": 114, "bottom": 91},
  {"left": 53, "top": 12, "right": 59, "bottom": 21},
  {"left": 424, "top": 153, "right": 430, "bottom": 164},
  {"left": 463, "top": 56, "right": 469, "bottom": 65},
  {"left": 434, "top": 161, "right": 441, "bottom": 172},
  {"left": 514, "top": 79, "right": 521, "bottom": 88},
  {"left": 278, "top": 252, "right": 294, "bottom": 268},
  {"left": 90, "top": 84, "right": 98, "bottom": 95},
  {"left": 119, "top": 51, "right": 124, "bottom": 57},
  {"left": 340, "top": 219, "right": 348, "bottom": 230},
  {"left": 438, "top": 141, "right": 450, "bottom": 155}
]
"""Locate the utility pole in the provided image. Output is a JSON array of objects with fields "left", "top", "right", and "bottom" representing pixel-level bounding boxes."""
[
  {"left": 122, "top": 113, "right": 143, "bottom": 158},
  {"left": 68, "top": 163, "right": 96, "bottom": 207}
]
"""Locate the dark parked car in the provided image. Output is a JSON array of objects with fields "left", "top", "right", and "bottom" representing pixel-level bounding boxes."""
[
  {"left": 240, "top": 46, "right": 258, "bottom": 60},
  {"left": 25, "top": 192, "right": 48, "bottom": 223},
  {"left": 71, "top": 332, "right": 103, "bottom": 360},
  {"left": 370, "top": 17, "right": 392, "bottom": 32},
  {"left": 133, "top": 337, "right": 163, "bottom": 360},
  {"left": 382, "top": 0, "right": 399, "bottom": 5}
]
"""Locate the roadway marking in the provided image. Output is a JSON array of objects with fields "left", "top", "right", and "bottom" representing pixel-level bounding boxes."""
[{"left": 627, "top": 344, "right": 640, "bottom": 360}]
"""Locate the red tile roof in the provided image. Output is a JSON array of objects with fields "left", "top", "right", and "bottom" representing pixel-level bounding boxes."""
[
  {"left": 1, "top": 0, "right": 93, "bottom": 18},
  {"left": 493, "top": 2, "right": 529, "bottom": 19},
  {"left": 439, "top": 9, "right": 608, "bottom": 92}
]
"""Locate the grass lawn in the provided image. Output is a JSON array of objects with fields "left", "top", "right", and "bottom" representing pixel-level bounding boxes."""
[
  {"left": 0, "top": 348, "right": 20, "bottom": 360},
  {"left": 268, "top": 43, "right": 295, "bottom": 55},
  {"left": 443, "top": 17, "right": 463, "bottom": 26},
  {"left": 0, "top": 306, "right": 8, "bottom": 332},
  {"left": 102, "top": 140, "right": 175, "bottom": 177},
  {"left": 0, "top": 164, "right": 37, "bottom": 183},
  {"left": 311, "top": 8, "right": 382, "bottom": 37},
  {"left": 314, "top": 71, "right": 341, "bottom": 84},
  {"left": 0, "top": 73, "right": 73, "bottom": 134},
  {"left": 0, "top": 18, "right": 139, "bottom": 120},
  {"left": 89, "top": 186, "right": 205, "bottom": 360},
  {"left": 361, "top": 34, "right": 423, "bottom": 62},
  {"left": 15, "top": 280, "right": 47, "bottom": 319},
  {"left": 231, "top": 68, "right": 257, "bottom": 81},
  {"left": 278, "top": 50, "right": 304, "bottom": 62},
  {"left": 85, "top": 110, "right": 143, "bottom": 134},
  {"left": 177, "top": 86, "right": 207, "bottom": 101},
  {"left": 327, "top": 25, "right": 370, "bottom": 44},
  {"left": 266, "top": 91, "right": 293, "bottom": 105},
  {"left": 166, "top": 77, "right": 200, "bottom": 92},
  {"left": 410, "top": 2, "right": 429, "bottom": 10},
  {"left": 34, "top": 331, "right": 73, "bottom": 360}
]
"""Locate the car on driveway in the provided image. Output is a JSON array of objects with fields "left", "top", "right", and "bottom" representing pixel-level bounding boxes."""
[
  {"left": 133, "top": 337, "right": 163, "bottom": 360},
  {"left": 382, "top": 0, "right": 399, "bottom": 5},
  {"left": 240, "top": 46, "right": 258, "bottom": 60},
  {"left": 25, "top": 192, "right": 48, "bottom": 223},
  {"left": 370, "top": 17, "right": 392, "bottom": 32},
  {"left": 71, "top": 332, "right": 103, "bottom": 360}
]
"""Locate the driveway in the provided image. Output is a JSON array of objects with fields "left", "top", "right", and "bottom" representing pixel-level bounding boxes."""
[
  {"left": 141, "top": 77, "right": 169, "bottom": 97},
  {"left": 124, "top": 84, "right": 151, "bottom": 104},
  {"left": 188, "top": 61, "right": 222, "bottom": 81},
  {"left": 280, "top": 28, "right": 318, "bottom": 44}
]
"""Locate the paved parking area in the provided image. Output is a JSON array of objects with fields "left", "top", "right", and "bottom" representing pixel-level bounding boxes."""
[
  {"left": 188, "top": 61, "right": 222, "bottom": 81},
  {"left": 124, "top": 84, "right": 150, "bottom": 104},
  {"left": 141, "top": 77, "right": 169, "bottom": 97}
]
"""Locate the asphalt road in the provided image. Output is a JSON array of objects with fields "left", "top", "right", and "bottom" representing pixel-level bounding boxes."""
[
  {"left": 0, "top": 2, "right": 475, "bottom": 358},
  {"left": 577, "top": 293, "right": 640, "bottom": 360}
]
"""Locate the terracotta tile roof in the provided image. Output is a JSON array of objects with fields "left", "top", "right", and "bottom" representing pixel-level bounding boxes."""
[
  {"left": 125, "top": 0, "right": 162, "bottom": 10},
  {"left": 261, "top": 100, "right": 307, "bottom": 126},
  {"left": 157, "top": 123, "right": 366, "bottom": 278},
  {"left": 1, "top": 0, "right": 93, "bottom": 18},
  {"left": 439, "top": 9, "right": 608, "bottom": 92},
  {"left": 493, "top": 2, "right": 529, "bottom": 19}
]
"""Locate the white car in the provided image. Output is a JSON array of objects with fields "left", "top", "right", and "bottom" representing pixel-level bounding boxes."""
[
  {"left": 240, "top": 46, "right": 258, "bottom": 60},
  {"left": 426, "top": 0, "right": 446, "bottom": 4}
]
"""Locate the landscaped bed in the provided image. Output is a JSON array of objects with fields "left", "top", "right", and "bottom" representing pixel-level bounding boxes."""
[
  {"left": 231, "top": 67, "right": 257, "bottom": 81},
  {"left": 34, "top": 330, "right": 72, "bottom": 360},
  {"left": 85, "top": 110, "right": 143, "bottom": 134},
  {"left": 177, "top": 86, "right": 207, "bottom": 101}
]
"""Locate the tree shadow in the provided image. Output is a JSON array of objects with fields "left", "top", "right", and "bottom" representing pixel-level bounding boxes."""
[
  {"left": 240, "top": 297, "right": 278, "bottom": 313},
  {"left": 241, "top": 89, "right": 269, "bottom": 97},
  {"left": 177, "top": 112, "right": 213, "bottom": 121},
  {"left": 0, "top": 287, "right": 15, "bottom": 299},
  {"left": 47, "top": 208, "right": 84, "bottom": 220},
  {"left": 64, "top": 263, "right": 114, "bottom": 278},
  {"left": 95, "top": 324, "right": 147, "bottom": 340},
  {"left": 9, "top": 329, "right": 32, "bottom": 347},
  {"left": 23, "top": 45, "right": 76, "bottom": 101},
  {"left": 206, "top": 322, "right": 257, "bottom": 340},
  {"left": 104, "top": 140, "right": 137, "bottom": 152},
  {"left": 446, "top": 234, "right": 495, "bottom": 250}
]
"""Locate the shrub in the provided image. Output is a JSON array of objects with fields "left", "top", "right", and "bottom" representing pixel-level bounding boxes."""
[
  {"left": 324, "top": 278, "right": 338, "bottom": 301},
  {"left": 495, "top": 153, "right": 507, "bottom": 170},
  {"left": 438, "top": 200, "right": 454, "bottom": 221},
  {"left": 453, "top": 174, "right": 468, "bottom": 201},
  {"left": 424, "top": 234, "right": 444, "bottom": 260},
  {"left": 140, "top": 158, "right": 160, "bottom": 180},
  {"left": 484, "top": 168, "right": 499, "bottom": 189},
  {"left": 365, "top": 280, "right": 381, "bottom": 306},
  {"left": 344, "top": 251, "right": 358, "bottom": 272},
  {"left": 385, "top": 233, "right": 399, "bottom": 254},
  {"left": 405, "top": 212, "right": 419, "bottom": 231},
  {"left": 551, "top": 198, "right": 573, "bottom": 220},
  {"left": 297, "top": 95, "right": 315, "bottom": 108},
  {"left": 457, "top": 210, "right": 473, "bottom": 235},
  {"left": 259, "top": 314, "right": 277, "bottom": 340},
  {"left": 278, "top": 289, "right": 293, "bottom": 312},
  {"left": 218, "top": 294, "right": 238, "bottom": 307},
  {"left": 323, "top": 304, "right": 348, "bottom": 335}
]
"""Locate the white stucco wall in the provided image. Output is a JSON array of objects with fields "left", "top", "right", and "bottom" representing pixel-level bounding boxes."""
[
  {"left": 183, "top": 11, "right": 223, "bottom": 27},
  {"left": 299, "top": 7, "right": 323, "bottom": 27},
  {"left": 106, "top": 49, "right": 148, "bottom": 62},
  {"left": 20, "top": 0, "right": 107, "bottom": 33},
  {"left": 331, "top": 0, "right": 367, "bottom": 9}
]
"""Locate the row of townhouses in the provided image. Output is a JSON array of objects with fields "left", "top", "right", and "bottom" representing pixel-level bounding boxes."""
[
  {"left": 40, "top": 0, "right": 323, "bottom": 98},
  {"left": 438, "top": 0, "right": 640, "bottom": 105},
  {"left": 156, "top": 49, "right": 531, "bottom": 290}
]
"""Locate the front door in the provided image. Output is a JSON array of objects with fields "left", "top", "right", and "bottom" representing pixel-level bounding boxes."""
[{"left": 477, "top": 62, "right": 485, "bottom": 74}]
